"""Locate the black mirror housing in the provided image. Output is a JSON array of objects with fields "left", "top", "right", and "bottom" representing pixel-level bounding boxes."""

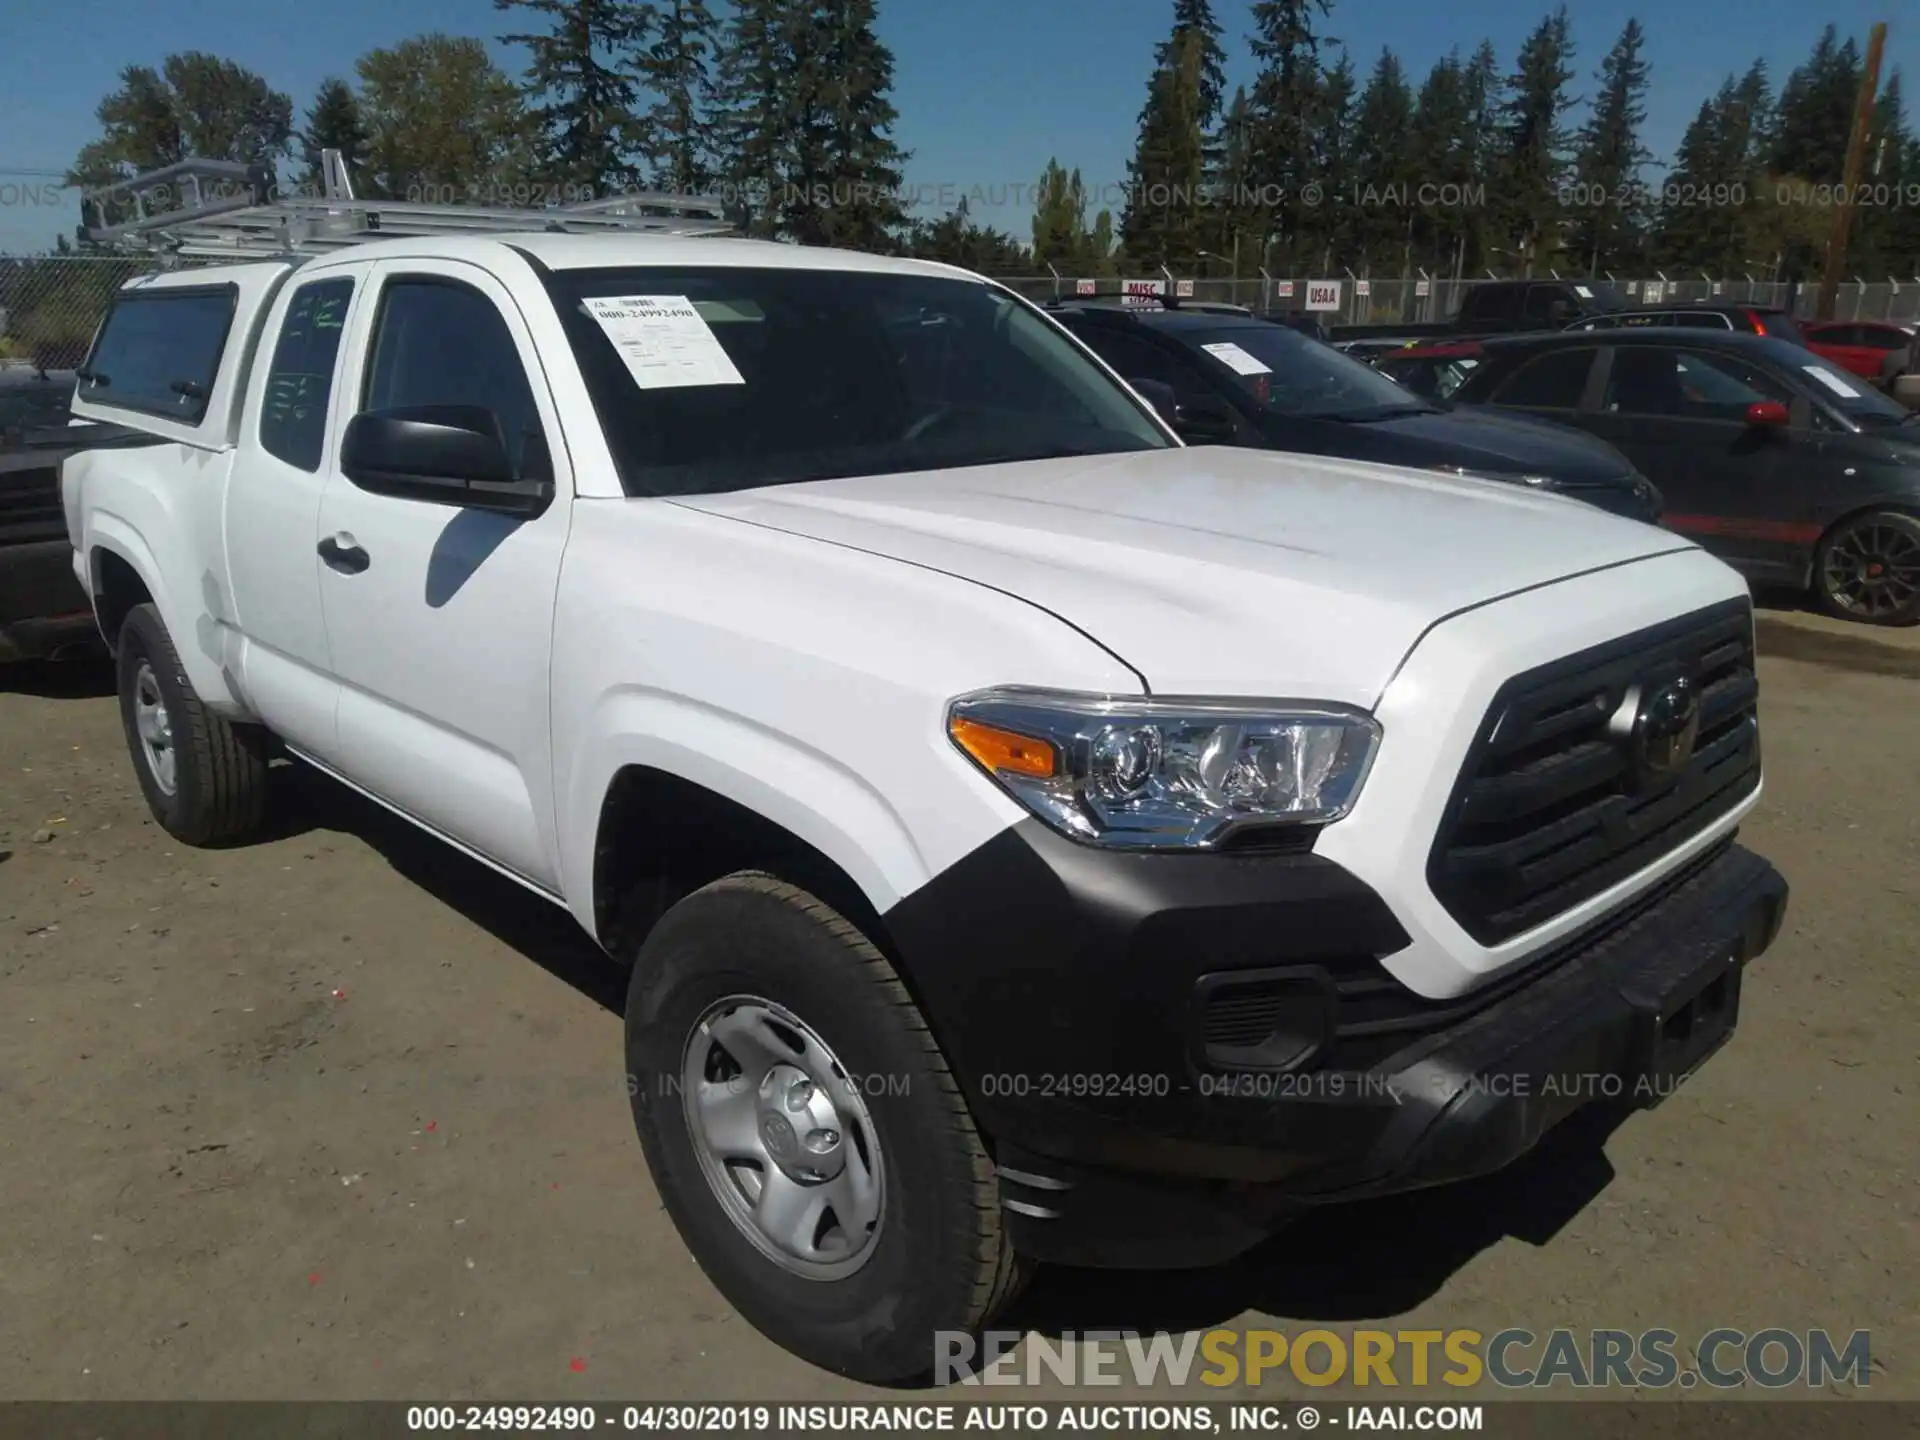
[
  {"left": 1173, "top": 394, "right": 1240, "bottom": 444},
  {"left": 341, "top": 405, "right": 553, "bottom": 517}
]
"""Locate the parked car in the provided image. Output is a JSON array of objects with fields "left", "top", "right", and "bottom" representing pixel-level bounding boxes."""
[
  {"left": 1372, "top": 341, "right": 1486, "bottom": 400},
  {"left": 1328, "top": 277, "right": 1627, "bottom": 343},
  {"left": 1046, "top": 299, "right": 1661, "bottom": 520},
  {"left": 64, "top": 240, "right": 1786, "bottom": 1383},
  {"left": 1800, "top": 319, "right": 1916, "bottom": 380},
  {"left": 1442, "top": 329, "right": 1920, "bottom": 624},
  {"left": 1565, "top": 301, "right": 1807, "bottom": 347},
  {"left": 0, "top": 366, "right": 103, "bottom": 661}
]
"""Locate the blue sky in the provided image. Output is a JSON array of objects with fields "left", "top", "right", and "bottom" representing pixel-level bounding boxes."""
[{"left": 0, "top": 0, "right": 1908, "bottom": 253}]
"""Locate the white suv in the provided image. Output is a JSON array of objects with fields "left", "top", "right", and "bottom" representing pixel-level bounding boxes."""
[{"left": 61, "top": 235, "right": 1787, "bottom": 1383}]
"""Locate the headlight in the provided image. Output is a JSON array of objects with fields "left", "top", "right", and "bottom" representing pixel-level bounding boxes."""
[
  {"left": 1431, "top": 463, "right": 1554, "bottom": 487},
  {"left": 947, "top": 687, "right": 1380, "bottom": 850}
]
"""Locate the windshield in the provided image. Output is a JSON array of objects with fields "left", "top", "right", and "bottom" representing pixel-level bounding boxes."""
[
  {"left": 1764, "top": 339, "right": 1914, "bottom": 427},
  {"left": 540, "top": 267, "right": 1171, "bottom": 496},
  {"left": 1178, "top": 323, "right": 1435, "bottom": 419}
]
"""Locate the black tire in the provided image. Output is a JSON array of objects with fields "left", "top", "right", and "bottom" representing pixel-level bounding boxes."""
[
  {"left": 1813, "top": 510, "right": 1920, "bottom": 627},
  {"left": 115, "top": 602, "right": 271, "bottom": 844},
  {"left": 625, "top": 872, "right": 1026, "bottom": 1385}
]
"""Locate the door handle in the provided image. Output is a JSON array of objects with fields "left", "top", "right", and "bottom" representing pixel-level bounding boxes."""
[{"left": 317, "top": 535, "right": 370, "bottom": 575}]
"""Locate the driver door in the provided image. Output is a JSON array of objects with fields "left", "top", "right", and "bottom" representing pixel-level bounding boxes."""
[{"left": 312, "top": 259, "right": 574, "bottom": 890}]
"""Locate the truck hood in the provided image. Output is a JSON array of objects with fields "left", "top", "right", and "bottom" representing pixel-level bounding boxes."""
[{"left": 675, "top": 446, "right": 1695, "bottom": 708}]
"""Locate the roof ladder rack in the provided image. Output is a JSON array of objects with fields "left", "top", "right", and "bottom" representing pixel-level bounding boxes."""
[{"left": 81, "top": 151, "right": 734, "bottom": 259}]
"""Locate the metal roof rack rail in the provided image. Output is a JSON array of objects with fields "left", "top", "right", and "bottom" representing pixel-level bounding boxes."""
[{"left": 81, "top": 151, "right": 733, "bottom": 260}]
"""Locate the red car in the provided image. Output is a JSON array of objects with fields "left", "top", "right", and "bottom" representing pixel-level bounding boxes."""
[{"left": 1802, "top": 320, "right": 1916, "bottom": 379}]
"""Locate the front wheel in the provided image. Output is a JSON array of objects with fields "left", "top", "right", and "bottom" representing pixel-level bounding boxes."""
[
  {"left": 115, "top": 603, "right": 271, "bottom": 843},
  {"left": 1814, "top": 510, "right": 1920, "bottom": 626},
  {"left": 624, "top": 873, "right": 1025, "bottom": 1384}
]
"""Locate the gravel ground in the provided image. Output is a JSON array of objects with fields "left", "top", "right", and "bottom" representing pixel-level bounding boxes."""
[{"left": 0, "top": 603, "right": 1912, "bottom": 1403}]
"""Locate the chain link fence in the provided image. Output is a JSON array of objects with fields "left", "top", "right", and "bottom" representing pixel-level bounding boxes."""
[{"left": 6, "top": 254, "right": 1919, "bottom": 375}]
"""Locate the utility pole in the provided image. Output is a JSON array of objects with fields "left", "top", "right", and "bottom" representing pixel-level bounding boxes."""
[{"left": 1816, "top": 21, "right": 1888, "bottom": 322}]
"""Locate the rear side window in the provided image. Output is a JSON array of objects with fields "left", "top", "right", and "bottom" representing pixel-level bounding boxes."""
[
  {"left": 1462, "top": 286, "right": 1518, "bottom": 323},
  {"left": 78, "top": 285, "right": 236, "bottom": 421},
  {"left": 259, "top": 278, "right": 354, "bottom": 471},
  {"left": 1492, "top": 349, "right": 1596, "bottom": 408}
]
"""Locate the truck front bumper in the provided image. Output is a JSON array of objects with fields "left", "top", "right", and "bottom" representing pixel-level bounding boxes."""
[
  {"left": 883, "top": 821, "right": 1786, "bottom": 1268},
  {"left": 0, "top": 539, "right": 96, "bottom": 661}
]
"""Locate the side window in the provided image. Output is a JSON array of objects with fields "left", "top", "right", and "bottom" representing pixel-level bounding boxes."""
[
  {"left": 1076, "top": 328, "right": 1183, "bottom": 390},
  {"left": 361, "top": 279, "right": 541, "bottom": 474},
  {"left": 1464, "top": 286, "right": 1518, "bottom": 324},
  {"left": 1522, "top": 287, "right": 1563, "bottom": 324},
  {"left": 259, "top": 278, "right": 353, "bottom": 471},
  {"left": 1491, "top": 348, "right": 1595, "bottom": 408},
  {"left": 78, "top": 286, "right": 235, "bottom": 421},
  {"left": 1603, "top": 347, "right": 1793, "bottom": 419}
]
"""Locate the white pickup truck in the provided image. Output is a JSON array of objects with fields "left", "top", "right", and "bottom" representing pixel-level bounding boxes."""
[{"left": 63, "top": 234, "right": 1787, "bottom": 1383}]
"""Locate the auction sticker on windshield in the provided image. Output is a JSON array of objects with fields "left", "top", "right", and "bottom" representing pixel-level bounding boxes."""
[
  {"left": 581, "top": 295, "right": 746, "bottom": 389},
  {"left": 1201, "top": 342, "right": 1273, "bottom": 376}
]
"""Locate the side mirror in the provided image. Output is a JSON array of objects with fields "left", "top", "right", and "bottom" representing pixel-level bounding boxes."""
[
  {"left": 1745, "top": 400, "right": 1791, "bottom": 428},
  {"left": 341, "top": 405, "right": 554, "bottom": 517},
  {"left": 1172, "top": 393, "right": 1241, "bottom": 444}
]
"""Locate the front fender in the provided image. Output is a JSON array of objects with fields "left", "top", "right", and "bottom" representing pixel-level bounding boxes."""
[{"left": 557, "top": 687, "right": 995, "bottom": 940}]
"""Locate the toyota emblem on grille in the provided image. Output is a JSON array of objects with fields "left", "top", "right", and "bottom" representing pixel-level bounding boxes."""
[{"left": 1611, "top": 671, "right": 1701, "bottom": 791}]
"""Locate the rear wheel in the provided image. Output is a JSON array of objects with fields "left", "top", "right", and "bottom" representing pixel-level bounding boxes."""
[
  {"left": 1814, "top": 511, "right": 1920, "bottom": 627},
  {"left": 624, "top": 872, "right": 1026, "bottom": 1383},
  {"left": 115, "top": 603, "right": 271, "bottom": 843}
]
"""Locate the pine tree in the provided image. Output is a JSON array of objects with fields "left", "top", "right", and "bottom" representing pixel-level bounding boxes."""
[
  {"left": 1492, "top": 7, "right": 1577, "bottom": 271},
  {"left": 1303, "top": 51, "right": 1357, "bottom": 270},
  {"left": 1771, "top": 26, "right": 1863, "bottom": 185},
  {"left": 1859, "top": 69, "right": 1915, "bottom": 272},
  {"left": 713, "top": 0, "right": 791, "bottom": 236},
  {"left": 1408, "top": 53, "right": 1474, "bottom": 273},
  {"left": 1458, "top": 39, "right": 1505, "bottom": 273},
  {"left": 770, "top": 0, "right": 909, "bottom": 251},
  {"left": 1032, "top": 158, "right": 1093, "bottom": 271},
  {"left": 1246, "top": 0, "right": 1332, "bottom": 257},
  {"left": 640, "top": 0, "right": 721, "bottom": 196},
  {"left": 495, "top": 0, "right": 649, "bottom": 195},
  {"left": 1346, "top": 49, "right": 1416, "bottom": 271},
  {"left": 1567, "top": 19, "right": 1651, "bottom": 273},
  {"left": 1203, "top": 86, "right": 1261, "bottom": 265},
  {"left": 299, "top": 78, "right": 369, "bottom": 192},
  {"left": 1119, "top": 25, "right": 1210, "bottom": 266}
]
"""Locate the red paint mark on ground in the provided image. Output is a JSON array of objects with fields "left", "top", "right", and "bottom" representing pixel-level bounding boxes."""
[
  {"left": 331, "top": 989, "right": 347, "bottom": 1000},
  {"left": 425, "top": 1120, "right": 437, "bottom": 1132},
  {"left": 307, "top": 1272, "right": 323, "bottom": 1286},
  {"left": 568, "top": 1357, "right": 588, "bottom": 1373}
]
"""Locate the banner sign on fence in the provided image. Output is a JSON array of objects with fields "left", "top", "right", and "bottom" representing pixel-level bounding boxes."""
[
  {"left": 1415, "top": 280, "right": 1430, "bottom": 297},
  {"left": 1074, "top": 278, "right": 1095, "bottom": 296},
  {"left": 1276, "top": 280, "right": 1295, "bottom": 298},
  {"left": 1643, "top": 280, "right": 1665, "bottom": 303},
  {"left": 1355, "top": 279, "right": 1370, "bottom": 297},
  {"left": 1304, "top": 280, "right": 1344, "bottom": 311},
  {"left": 1175, "top": 278, "right": 1194, "bottom": 297},
  {"left": 1121, "top": 278, "right": 1163, "bottom": 306}
]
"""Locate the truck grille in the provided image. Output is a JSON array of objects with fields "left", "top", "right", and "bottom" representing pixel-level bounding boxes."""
[
  {"left": 1427, "top": 599, "right": 1760, "bottom": 946},
  {"left": 0, "top": 465, "right": 65, "bottom": 544}
]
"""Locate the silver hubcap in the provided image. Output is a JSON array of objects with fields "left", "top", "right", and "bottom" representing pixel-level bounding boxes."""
[
  {"left": 681, "top": 996, "right": 885, "bottom": 1278},
  {"left": 132, "top": 662, "right": 177, "bottom": 796}
]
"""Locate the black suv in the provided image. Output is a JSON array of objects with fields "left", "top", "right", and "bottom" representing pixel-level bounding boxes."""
[{"left": 1044, "top": 299, "right": 1660, "bottom": 522}]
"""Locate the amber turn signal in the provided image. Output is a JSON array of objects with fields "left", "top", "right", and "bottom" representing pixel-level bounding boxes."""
[{"left": 949, "top": 715, "right": 1058, "bottom": 778}]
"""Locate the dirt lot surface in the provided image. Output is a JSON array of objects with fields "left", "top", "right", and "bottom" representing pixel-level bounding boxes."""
[{"left": 0, "top": 603, "right": 1913, "bottom": 1403}]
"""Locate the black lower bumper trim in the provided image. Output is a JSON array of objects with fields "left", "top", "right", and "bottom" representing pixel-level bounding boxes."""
[{"left": 885, "top": 822, "right": 1786, "bottom": 1269}]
